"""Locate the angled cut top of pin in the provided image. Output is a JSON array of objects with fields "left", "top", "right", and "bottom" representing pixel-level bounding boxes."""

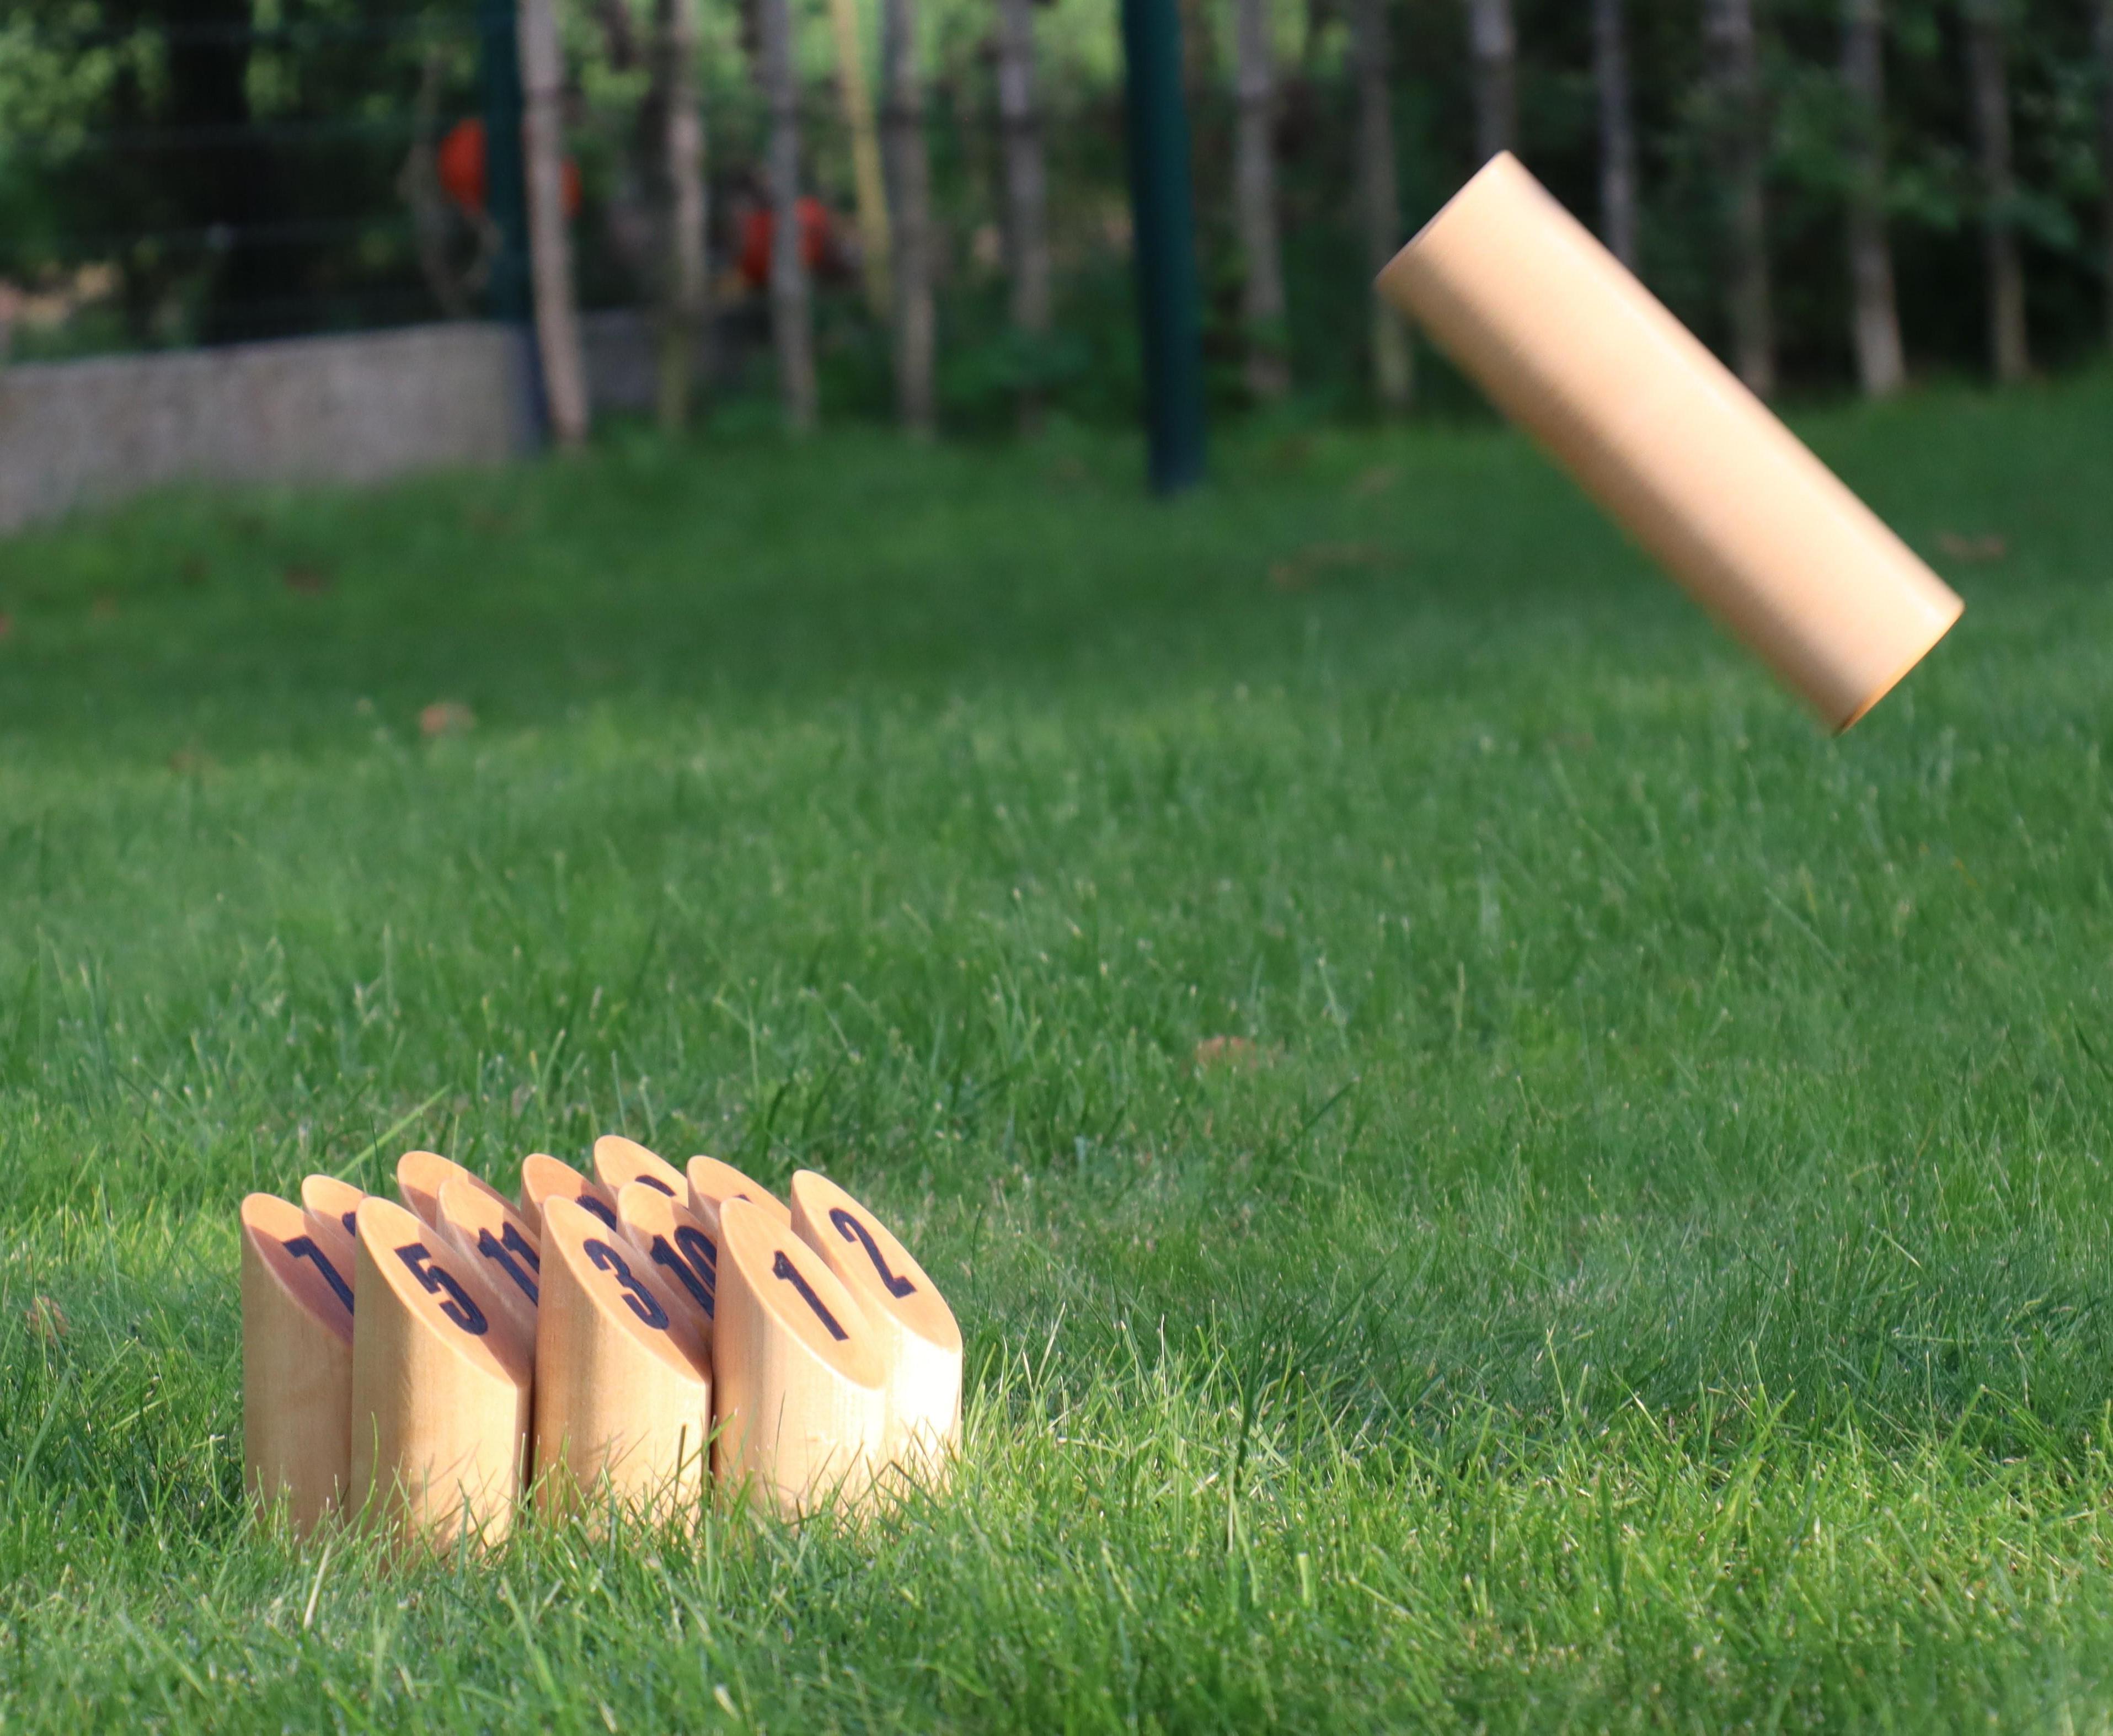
[
  {"left": 521, "top": 1152, "right": 620, "bottom": 1233},
  {"left": 301, "top": 1174, "right": 366, "bottom": 1247},
  {"left": 544, "top": 1197, "right": 710, "bottom": 1380},
  {"left": 242, "top": 1193, "right": 355, "bottom": 1339},
  {"left": 397, "top": 1150, "right": 513, "bottom": 1231},
  {"left": 687, "top": 1154, "right": 791, "bottom": 1237},
  {"left": 436, "top": 1174, "right": 542, "bottom": 1344},
  {"left": 592, "top": 1134, "right": 686, "bottom": 1200},
  {"left": 789, "top": 1171, "right": 960, "bottom": 1359},
  {"left": 616, "top": 1181, "right": 720, "bottom": 1331},
  {"left": 719, "top": 1197, "right": 885, "bottom": 1388},
  {"left": 355, "top": 1195, "right": 534, "bottom": 1387}
]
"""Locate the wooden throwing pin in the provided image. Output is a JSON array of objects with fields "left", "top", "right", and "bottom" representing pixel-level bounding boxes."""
[
  {"left": 434, "top": 1174, "right": 544, "bottom": 1349},
  {"left": 592, "top": 1133, "right": 687, "bottom": 1200},
  {"left": 521, "top": 1151, "right": 620, "bottom": 1235},
  {"left": 533, "top": 1198, "right": 713, "bottom": 1524},
  {"left": 299, "top": 1173, "right": 366, "bottom": 1288},
  {"left": 686, "top": 1153, "right": 791, "bottom": 1238},
  {"left": 242, "top": 1192, "right": 356, "bottom": 1534},
  {"left": 350, "top": 1195, "right": 533, "bottom": 1550},
  {"left": 790, "top": 1171, "right": 961, "bottom": 1487},
  {"left": 712, "top": 1197, "right": 887, "bottom": 1518},
  {"left": 396, "top": 1149, "right": 518, "bottom": 1234},
  {"left": 616, "top": 1181, "right": 721, "bottom": 1343}
]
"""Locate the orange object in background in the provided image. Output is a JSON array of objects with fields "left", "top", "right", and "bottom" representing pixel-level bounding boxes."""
[
  {"left": 436, "top": 117, "right": 580, "bottom": 220},
  {"left": 737, "top": 196, "right": 836, "bottom": 290}
]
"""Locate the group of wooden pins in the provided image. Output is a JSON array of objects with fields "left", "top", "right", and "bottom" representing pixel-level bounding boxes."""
[{"left": 239, "top": 1136, "right": 962, "bottom": 1546}]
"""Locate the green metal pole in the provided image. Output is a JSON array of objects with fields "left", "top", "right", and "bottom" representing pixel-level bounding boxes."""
[
  {"left": 478, "top": 0, "right": 531, "bottom": 324},
  {"left": 1120, "top": 0, "right": 1206, "bottom": 495}
]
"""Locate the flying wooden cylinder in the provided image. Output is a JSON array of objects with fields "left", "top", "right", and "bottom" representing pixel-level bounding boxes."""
[
  {"left": 241, "top": 1192, "right": 356, "bottom": 1534},
  {"left": 532, "top": 1198, "right": 713, "bottom": 1524},
  {"left": 1373, "top": 152, "right": 1962, "bottom": 731},
  {"left": 521, "top": 1152, "right": 620, "bottom": 1234},
  {"left": 349, "top": 1195, "right": 533, "bottom": 1550},
  {"left": 712, "top": 1196, "right": 887, "bottom": 1518},
  {"left": 592, "top": 1134, "right": 687, "bottom": 1200},
  {"left": 616, "top": 1181, "right": 720, "bottom": 1342},
  {"left": 686, "top": 1154, "right": 791, "bottom": 1238},
  {"left": 395, "top": 1150, "right": 519, "bottom": 1234},
  {"left": 434, "top": 1174, "right": 543, "bottom": 1349},
  {"left": 299, "top": 1174, "right": 366, "bottom": 1287},
  {"left": 789, "top": 1171, "right": 961, "bottom": 1487}
]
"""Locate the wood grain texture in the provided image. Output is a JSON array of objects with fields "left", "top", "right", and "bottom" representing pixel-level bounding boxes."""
[
  {"left": 790, "top": 1170, "right": 961, "bottom": 1487},
  {"left": 686, "top": 1154, "right": 791, "bottom": 1239},
  {"left": 532, "top": 1197, "right": 712, "bottom": 1524},
  {"left": 395, "top": 1149, "right": 517, "bottom": 1232},
  {"left": 591, "top": 1134, "right": 687, "bottom": 1200},
  {"left": 712, "top": 1196, "right": 887, "bottom": 1518},
  {"left": 434, "top": 1174, "right": 544, "bottom": 1350},
  {"left": 241, "top": 1192, "right": 356, "bottom": 1534},
  {"left": 349, "top": 1195, "right": 533, "bottom": 1550},
  {"left": 615, "top": 1181, "right": 720, "bottom": 1344},
  {"left": 521, "top": 1151, "right": 622, "bottom": 1235},
  {"left": 299, "top": 1173, "right": 366, "bottom": 1292}
]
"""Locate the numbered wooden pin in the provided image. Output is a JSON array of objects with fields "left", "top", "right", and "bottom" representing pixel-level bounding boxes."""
[
  {"left": 615, "top": 1181, "right": 720, "bottom": 1342},
  {"left": 533, "top": 1198, "right": 713, "bottom": 1525},
  {"left": 712, "top": 1196, "right": 887, "bottom": 1518},
  {"left": 592, "top": 1133, "right": 687, "bottom": 1200},
  {"left": 350, "top": 1195, "right": 533, "bottom": 1550},
  {"left": 520, "top": 1151, "right": 621, "bottom": 1234},
  {"left": 790, "top": 1171, "right": 961, "bottom": 1486},
  {"left": 395, "top": 1150, "right": 519, "bottom": 1235},
  {"left": 434, "top": 1174, "right": 543, "bottom": 1349},
  {"left": 299, "top": 1173, "right": 366, "bottom": 1288},
  {"left": 242, "top": 1193, "right": 356, "bottom": 1534},
  {"left": 686, "top": 1153, "right": 791, "bottom": 1238}
]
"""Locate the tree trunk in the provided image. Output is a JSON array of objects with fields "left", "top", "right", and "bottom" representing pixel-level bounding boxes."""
[
  {"left": 1592, "top": 0, "right": 1640, "bottom": 271},
  {"left": 1964, "top": 0, "right": 2028, "bottom": 383},
  {"left": 1703, "top": 0, "right": 1774, "bottom": 397},
  {"left": 881, "top": 0, "right": 936, "bottom": 436},
  {"left": 758, "top": 0, "right": 817, "bottom": 430},
  {"left": 827, "top": 0, "right": 893, "bottom": 319},
  {"left": 1351, "top": 0, "right": 1412, "bottom": 410},
  {"left": 520, "top": 0, "right": 591, "bottom": 446},
  {"left": 1465, "top": 0, "right": 1516, "bottom": 164},
  {"left": 2099, "top": 0, "right": 2113, "bottom": 352},
  {"left": 997, "top": 0, "right": 1052, "bottom": 428},
  {"left": 1840, "top": 0, "right": 1903, "bottom": 397},
  {"left": 654, "top": 0, "right": 709, "bottom": 432},
  {"left": 1233, "top": 0, "right": 1290, "bottom": 400}
]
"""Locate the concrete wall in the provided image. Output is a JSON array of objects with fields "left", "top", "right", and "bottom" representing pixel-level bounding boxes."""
[{"left": 0, "top": 322, "right": 541, "bottom": 532}]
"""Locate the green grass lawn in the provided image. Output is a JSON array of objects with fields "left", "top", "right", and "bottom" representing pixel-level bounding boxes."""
[{"left": 3, "top": 377, "right": 2113, "bottom": 1731}]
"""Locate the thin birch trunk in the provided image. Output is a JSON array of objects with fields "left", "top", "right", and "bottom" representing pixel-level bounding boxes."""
[
  {"left": 1964, "top": 0, "right": 2028, "bottom": 383},
  {"left": 758, "top": 0, "right": 817, "bottom": 430},
  {"left": 2095, "top": 0, "right": 2112, "bottom": 350},
  {"left": 1592, "top": 0, "right": 1640, "bottom": 271},
  {"left": 881, "top": 0, "right": 935, "bottom": 436},
  {"left": 1465, "top": 0, "right": 1516, "bottom": 164},
  {"left": 996, "top": 0, "right": 1051, "bottom": 428},
  {"left": 519, "top": 0, "right": 590, "bottom": 445},
  {"left": 827, "top": 0, "right": 893, "bottom": 319},
  {"left": 1351, "top": 0, "right": 1411, "bottom": 410},
  {"left": 1233, "top": 0, "right": 1289, "bottom": 399},
  {"left": 1841, "top": 0, "right": 1903, "bottom": 397},
  {"left": 1703, "top": 0, "right": 1774, "bottom": 397},
  {"left": 654, "top": 0, "right": 709, "bottom": 431}
]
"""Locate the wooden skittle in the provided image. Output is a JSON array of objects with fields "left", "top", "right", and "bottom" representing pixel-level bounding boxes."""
[
  {"left": 299, "top": 1173, "right": 366, "bottom": 1288},
  {"left": 520, "top": 1151, "right": 620, "bottom": 1235},
  {"left": 434, "top": 1174, "right": 543, "bottom": 1349},
  {"left": 712, "top": 1196, "right": 887, "bottom": 1518},
  {"left": 349, "top": 1195, "right": 533, "bottom": 1550},
  {"left": 686, "top": 1153, "right": 791, "bottom": 1238},
  {"left": 592, "top": 1134, "right": 687, "bottom": 1200},
  {"left": 789, "top": 1171, "right": 961, "bottom": 1486},
  {"left": 395, "top": 1149, "right": 518, "bottom": 1233},
  {"left": 242, "top": 1193, "right": 356, "bottom": 1534},
  {"left": 615, "top": 1181, "right": 720, "bottom": 1342},
  {"left": 532, "top": 1197, "right": 713, "bottom": 1524}
]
